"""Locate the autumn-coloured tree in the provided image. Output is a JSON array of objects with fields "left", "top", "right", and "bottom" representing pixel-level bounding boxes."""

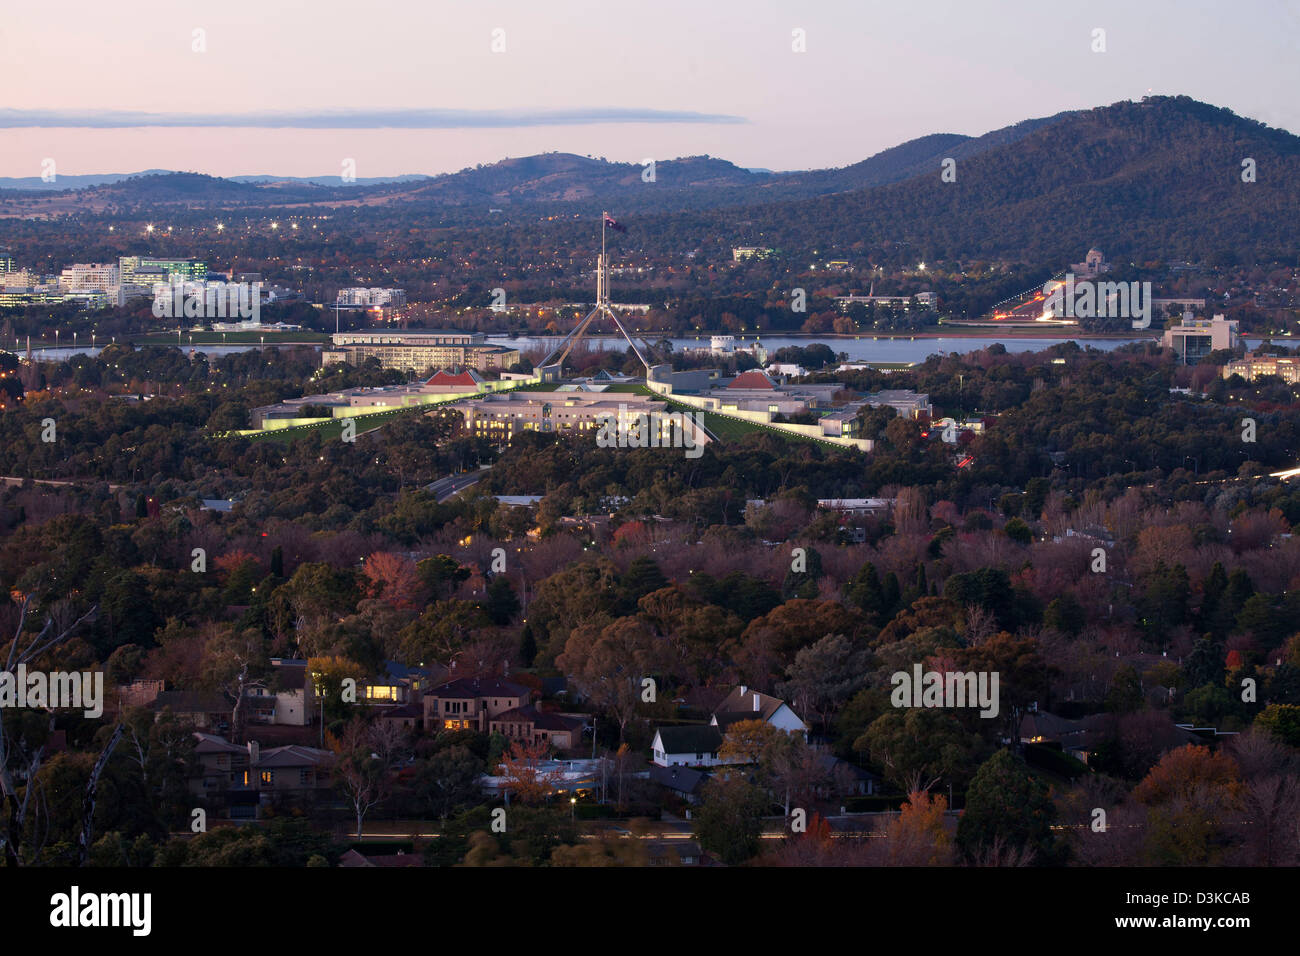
[
  {"left": 1132, "top": 744, "right": 1241, "bottom": 806},
  {"left": 362, "top": 551, "right": 423, "bottom": 609},
  {"left": 884, "top": 790, "right": 954, "bottom": 866},
  {"left": 719, "top": 719, "right": 780, "bottom": 765},
  {"left": 612, "top": 520, "right": 650, "bottom": 549},
  {"left": 499, "top": 738, "right": 561, "bottom": 805},
  {"left": 1132, "top": 744, "right": 1242, "bottom": 866}
]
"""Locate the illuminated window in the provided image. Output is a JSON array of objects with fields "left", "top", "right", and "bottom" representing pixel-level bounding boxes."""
[{"left": 261, "top": 771, "right": 274, "bottom": 785}]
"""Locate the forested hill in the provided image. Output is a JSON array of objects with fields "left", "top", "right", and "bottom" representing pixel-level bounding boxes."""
[{"left": 696, "top": 96, "right": 1300, "bottom": 263}]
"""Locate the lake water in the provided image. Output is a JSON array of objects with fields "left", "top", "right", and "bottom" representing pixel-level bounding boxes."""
[
  {"left": 487, "top": 334, "right": 1185, "bottom": 364},
  {"left": 16, "top": 343, "right": 313, "bottom": 361},
  {"left": 13, "top": 334, "right": 1274, "bottom": 365}
]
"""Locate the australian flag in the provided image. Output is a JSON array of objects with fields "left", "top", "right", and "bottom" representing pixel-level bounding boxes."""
[{"left": 603, "top": 211, "right": 626, "bottom": 233}]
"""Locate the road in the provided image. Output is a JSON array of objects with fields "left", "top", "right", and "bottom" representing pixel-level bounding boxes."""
[
  {"left": 340, "top": 811, "right": 917, "bottom": 843},
  {"left": 424, "top": 467, "right": 490, "bottom": 503}
]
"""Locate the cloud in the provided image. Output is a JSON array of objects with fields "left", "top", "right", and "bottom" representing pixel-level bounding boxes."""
[{"left": 0, "top": 107, "right": 745, "bottom": 129}]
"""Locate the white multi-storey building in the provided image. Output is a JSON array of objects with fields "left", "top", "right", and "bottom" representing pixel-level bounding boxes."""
[
  {"left": 59, "top": 263, "right": 120, "bottom": 292},
  {"left": 336, "top": 287, "right": 407, "bottom": 308}
]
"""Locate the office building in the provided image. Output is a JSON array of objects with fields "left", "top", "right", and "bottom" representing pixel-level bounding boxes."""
[
  {"left": 59, "top": 262, "right": 119, "bottom": 292},
  {"left": 336, "top": 287, "right": 407, "bottom": 308},
  {"left": 1162, "top": 313, "right": 1241, "bottom": 365},
  {"left": 323, "top": 330, "right": 519, "bottom": 373},
  {"left": 1223, "top": 352, "right": 1300, "bottom": 384}
]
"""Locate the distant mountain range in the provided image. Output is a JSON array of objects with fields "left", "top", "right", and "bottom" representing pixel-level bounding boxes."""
[
  {"left": 0, "top": 171, "right": 428, "bottom": 190},
  {"left": 2, "top": 97, "right": 1297, "bottom": 261},
  {"left": 0, "top": 109, "right": 1077, "bottom": 202}
]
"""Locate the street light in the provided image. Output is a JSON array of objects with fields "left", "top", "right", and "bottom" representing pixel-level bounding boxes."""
[{"left": 570, "top": 796, "right": 576, "bottom": 821}]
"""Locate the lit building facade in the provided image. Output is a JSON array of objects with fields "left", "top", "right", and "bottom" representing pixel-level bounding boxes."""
[
  {"left": 1224, "top": 353, "right": 1300, "bottom": 384},
  {"left": 1162, "top": 314, "right": 1241, "bottom": 365}
]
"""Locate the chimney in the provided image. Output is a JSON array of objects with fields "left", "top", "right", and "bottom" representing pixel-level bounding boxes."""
[
  {"left": 737, "top": 685, "right": 747, "bottom": 697},
  {"left": 753, "top": 693, "right": 760, "bottom": 712},
  {"left": 247, "top": 741, "right": 260, "bottom": 764}
]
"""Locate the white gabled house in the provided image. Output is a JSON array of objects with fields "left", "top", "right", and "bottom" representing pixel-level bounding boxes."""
[
  {"left": 709, "top": 685, "right": 809, "bottom": 737},
  {"left": 651, "top": 725, "right": 726, "bottom": 768},
  {"left": 650, "top": 686, "right": 809, "bottom": 768}
]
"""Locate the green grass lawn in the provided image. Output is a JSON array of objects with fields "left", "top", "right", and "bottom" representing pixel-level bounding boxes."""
[
  {"left": 661, "top": 399, "right": 860, "bottom": 450},
  {"left": 242, "top": 403, "right": 429, "bottom": 443},
  {"left": 661, "top": 399, "right": 796, "bottom": 443},
  {"left": 603, "top": 383, "right": 654, "bottom": 394}
]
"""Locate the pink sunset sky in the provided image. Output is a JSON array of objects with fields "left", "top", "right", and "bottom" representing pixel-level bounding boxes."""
[{"left": 2, "top": 0, "right": 1297, "bottom": 179}]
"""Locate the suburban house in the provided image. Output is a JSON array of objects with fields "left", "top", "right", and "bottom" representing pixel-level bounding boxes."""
[
  {"left": 651, "top": 725, "right": 726, "bottom": 768},
  {"left": 489, "top": 704, "right": 584, "bottom": 750},
  {"left": 250, "top": 741, "right": 335, "bottom": 794},
  {"left": 242, "top": 658, "right": 316, "bottom": 726},
  {"left": 651, "top": 686, "right": 809, "bottom": 768},
  {"left": 1018, "top": 710, "right": 1126, "bottom": 763},
  {"left": 421, "top": 677, "right": 531, "bottom": 733},
  {"left": 1019, "top": 709, "right": 1204, "bottom": 765},
  {"left": 361, "top": 660, "right": 442, "bottom": 706},
  {"left": 191, "top": 732, "right": 250, "bottom": 794},
  {"left": 190, "top": 732, "right": 334, "bottom": 817},
  {"left": 649, "top": 763, "right": 711, "bottom": 803},
  {"left": 710, "top": 686, "right": 809, "bottom": 738}
]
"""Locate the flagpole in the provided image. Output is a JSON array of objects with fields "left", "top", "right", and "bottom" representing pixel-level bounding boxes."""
[{"left": 601, "top": 213, "right": 606, "bottom": 305}]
